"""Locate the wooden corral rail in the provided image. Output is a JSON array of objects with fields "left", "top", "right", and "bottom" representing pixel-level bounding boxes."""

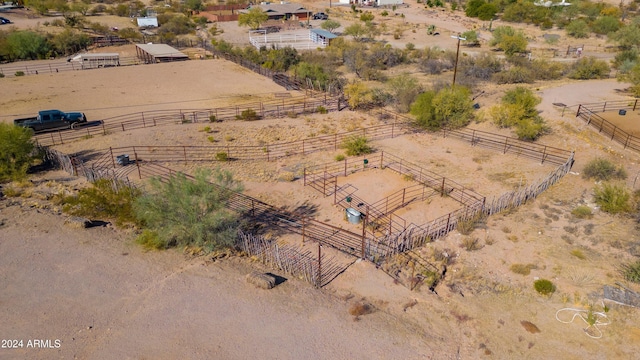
[
  {"left": 33, "top": 94, "right": 342, "bottom": 146},
  {"left": 576, "top": 102, "right": 640, "bottom": 153}
]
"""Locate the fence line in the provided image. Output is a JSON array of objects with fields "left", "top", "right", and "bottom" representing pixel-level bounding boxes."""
[
  {"left": 237, "top": 230, "right": 348, "bottom": 287},
  {"left": 575, "top": 102, "right": 640, "bottom": 153},
  {"left": 32, "top": 94, "right": 343, "bottom": 146}
]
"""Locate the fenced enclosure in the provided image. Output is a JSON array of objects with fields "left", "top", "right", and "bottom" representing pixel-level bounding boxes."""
[{"left": 575, "top": 101, "right": 640, "bottom": 153}]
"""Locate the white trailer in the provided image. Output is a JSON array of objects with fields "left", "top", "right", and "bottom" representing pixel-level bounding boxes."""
[{"left": 70, "top": 53, "right": 120, "bottom": 69}]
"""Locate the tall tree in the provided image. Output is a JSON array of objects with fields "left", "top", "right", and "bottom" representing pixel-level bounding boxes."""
[{"left": 238, "top": 7, "right": 269, "bottom": 30}]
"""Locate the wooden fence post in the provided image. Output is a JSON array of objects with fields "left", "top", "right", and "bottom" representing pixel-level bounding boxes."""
[
  {"left": 344, "top": 158, "right": 347, "bottom": 176},
  {"left": 361, "top": 206, "right": 368, "bottom": 260},
  {"left": 576, "top": 104, "right": 581, "bottom": 117},
  {"left": 317, "top": 241, "right": 322, "bottom": 288},
  {"left": 110, "top": 147, "right": 115, "bottom": 169},
  {"left": 134, "top": 150, "right": 141, "bottom": 179}
]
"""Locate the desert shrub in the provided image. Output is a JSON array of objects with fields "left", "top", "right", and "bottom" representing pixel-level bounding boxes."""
[
  {"left": 620, "top": 260, "right": 640, "bottom": 283},
  {"left": 133, "top": 168, "right": 243, "bottom": 252},
  {"left": 571, "top": 205, "right": 593, "bottom": 219},
  {"left": 207, "top": 136, "right": 215, "bottom": 143},
  {"left": 61, "top": 179, "right": 141, "bottom": 226},
  {"left": 568, "top": 57, "right": 610, "bottom": 80},
  {"left": 209, "top": 115, "right": 218, "bottom": 122},
  {"left": 316, "top": 105, "right": 328, "bottom": 114},
  {"left": 0, "top": 124, "right": 36, "bottom": 183},
  {"left": 15, "top": 71, "right": 25, "bottom": 76},
  {"left": 493, "top": 66, "right": 535, "bottom": 84},
  {"left": 386, "top": 72, "right": 423, "bottom": 113},
  {"left": 335, "top": 153, "right": 346, "bottom": 161},
  {"left": 279, "top": 171, "right": 295, "bottom": 182},
  {"left": 491, "top": 87, "right": 547, "bottom": 140},
  {"left": 534, "top": 279, "right": 556, "bottom": 295},
  {"left": 237, "top": 108, "right": 260, "bottom": 121},
  {"left": 530, "top": 59, "right": 567, "bottom": 80},
  {"left": 510, "top": 263, "right": 536, "bottom": 275},
  {"left": 459, "top": 52, "right": 502, "bottom": 80},
  {"left": 566, "top": 19, "right": 590, "bottom": 38},
  {"left": 215, "top": 152, "right": 229, "bottom": 161},
  {"left": 591, "top": 15, "right": 621, "bottom": 35},
  {"left": 456, "top": 214, "right": 485, "bottom": 235},
  {"left": 594, "top": 183, "right": 632, "bottom": 214},
  {"left": 0, "top": 73, "right": 4, "bottom": 78},
  {"left": 342, "top": 136, "right": 373, "bottom": 156},
  {"left": 461, "top": 236, "right": 482, "bottom": 251},
  {"left": 582, "top": 158, "right": 627, "bottom": 181},
  {"left": 203, "top": 126, "right": 211, "bottom": 133},
  {"left": 135, "top": 229, "right": 165, "bottom": 250}
]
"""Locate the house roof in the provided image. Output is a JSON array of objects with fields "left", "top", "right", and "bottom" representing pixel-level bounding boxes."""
[
  {"left": 249, "top": 3, "right": 310, "bottom": 16},
  {"left": 310, "top": 29, "right": 338, "bottom": 39}
]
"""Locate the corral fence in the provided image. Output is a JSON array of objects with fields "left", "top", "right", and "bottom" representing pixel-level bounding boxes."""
[
  {"left": 32, "top": 94, "right": 342, "bottom": 147},
  {"left": 303, "top": 124, "right": 575, "bottom": 260},
  {"left": 575, "top": 100, "right": 640, "bottom": 153},
  {"left": 237, "top": 230, "right": 349, "bottom": 288}
]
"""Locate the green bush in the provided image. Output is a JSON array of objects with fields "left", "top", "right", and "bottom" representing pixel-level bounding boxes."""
[
  {"left": 316, "top": 105, "right": 328, "bottom": 114},
  {"left": 15, "top": 71, "right": 25, "bottom": 76},
  {"left": 61, "top": 179, "right": 141, "bottom": 226},
  {"left": 215, "top": 152, "right": 229, "bottom": 161},
  {"left": 341, "top": 136, "right": 373, "bottom": 156},
  {"left": 0, "top": 124, "right": 36, "bottom": 183},
  {"left": 510, "top": 263, "right": 537, "bottom": 275},
  {"left": 335, "top": 153, "right": 346, "bottom": 161},
  {"left": 0, "top": 73, "right": 4, "bottom": 78},
  {"left": 594, "top": 183, "right": 632, "bottom": 214},
  {"left": 236, "top": 108, "right": 260, "bottom": 121},
  {"left": 620, "top": 260, "right": 640, "bottom": 283},
  {"left": 534, "top": 279, "right": 556, "bottom": 295},
  {"left": 568, "top": 57, "right": 610, "bottom": 80},
  {"left": 209, "top": 115, "right": 218, "bottom": 122},
  {"left": 571, "top": 205, "right": 593, "bottom": 219},
  {"left": 133, "top": 168, "right": 243, "bottom": 252},
  {"left": 582, "top": 158, "right": 627, "bottom": 181}
]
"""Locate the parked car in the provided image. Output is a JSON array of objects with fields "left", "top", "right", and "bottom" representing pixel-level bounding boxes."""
[
  {"left": 0, "top": 17, "right": 11, "bottom": 24},
  {"left": 312, "top": 12, "right": 328, "bottom": 20}
]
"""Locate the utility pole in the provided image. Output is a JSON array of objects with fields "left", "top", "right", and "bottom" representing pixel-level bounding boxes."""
[{"left": 451, "top": 34, "right": 466, "bottom": 88}]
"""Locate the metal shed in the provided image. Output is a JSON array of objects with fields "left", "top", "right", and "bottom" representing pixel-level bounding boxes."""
[
  {"left": 309, "top": 29, "right": 338, "bottom": 47},
  {"left": 135, "top": 44, "right": 189, "bottom": 64}
]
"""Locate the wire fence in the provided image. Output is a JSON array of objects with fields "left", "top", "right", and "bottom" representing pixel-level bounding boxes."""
[{"left": 575, "top": 101, "right": 640, "bottom": 153}]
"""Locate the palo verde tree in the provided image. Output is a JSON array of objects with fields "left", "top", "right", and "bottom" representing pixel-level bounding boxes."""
[
  {"left": 410, "top": 86, "right": 474, "bottom": 130},
  {"left": 321, "top": 19, "right": 341, "bottom": 33},
  {"left": 133, "top": 168, "right": 244, "bottom": 252},
  {"left": 238, "top": 7, "right": 269, "bottom": 30},
  {"left": 490, "top": 86, "right": 548, "bottom": 141},
  {"left": 0, "top": 124, "right": 36, "bottom": 183}
]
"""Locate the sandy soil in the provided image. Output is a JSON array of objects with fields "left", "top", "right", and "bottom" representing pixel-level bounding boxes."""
[{"left": 2, "top": 4, "right": 640, "bottom": 360}]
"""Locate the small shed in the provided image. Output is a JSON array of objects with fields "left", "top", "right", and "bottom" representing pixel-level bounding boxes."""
[
  {"left": 135, "top": 44, "right": 189, "bottom": 63},
  {"left": 309, "top": 29, "right": 338, "bottom": 47},
  {"left": 70, "top": 53, "right": 120, "bottom": 69}
]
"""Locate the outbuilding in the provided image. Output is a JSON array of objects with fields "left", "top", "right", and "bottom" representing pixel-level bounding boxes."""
[{"left": 135, "top": 44, "right": 189, "bottom": 63}]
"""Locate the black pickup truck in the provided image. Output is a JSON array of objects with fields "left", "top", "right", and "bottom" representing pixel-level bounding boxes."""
[{"left": 14, "top": 110, "right": 87, "bottom": 132}]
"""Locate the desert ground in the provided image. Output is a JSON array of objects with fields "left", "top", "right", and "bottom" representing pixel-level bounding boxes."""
[{"left": 2, "top": 3, "right": 640, "bottom": 360}]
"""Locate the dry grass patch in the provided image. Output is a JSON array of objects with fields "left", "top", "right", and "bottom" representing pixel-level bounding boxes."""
[
  {"left": 510, "top": 263, "right": 537, "bottom": 275},
  {"left": 349, "top": 301, "right": 375, "bottom": 319}
]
